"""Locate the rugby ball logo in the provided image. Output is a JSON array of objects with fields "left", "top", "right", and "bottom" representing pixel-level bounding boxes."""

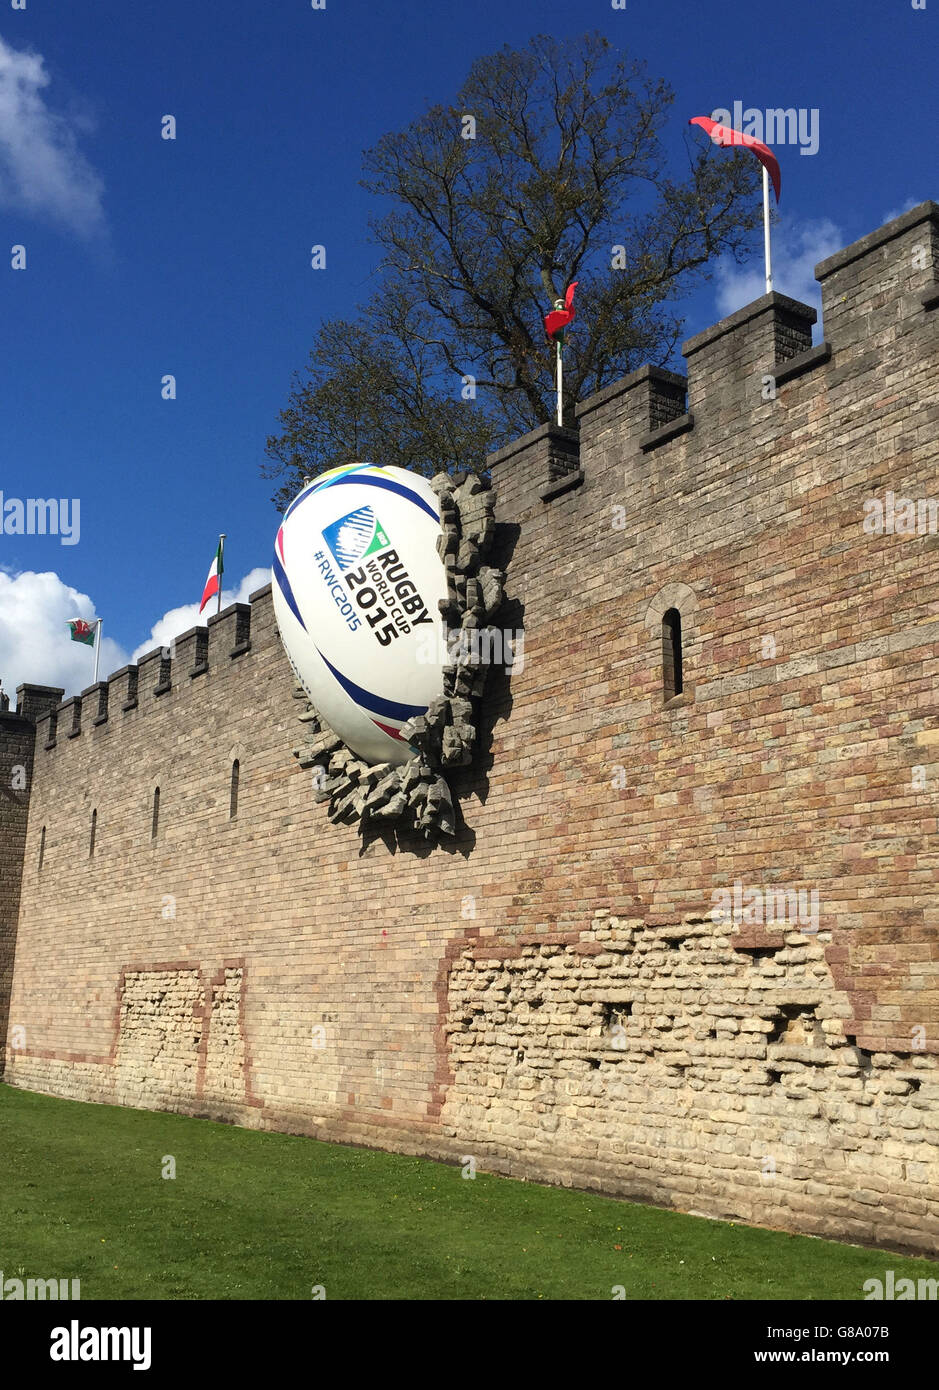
[{"left": 272, "top": 463, "right": 449, "bottom": 766}]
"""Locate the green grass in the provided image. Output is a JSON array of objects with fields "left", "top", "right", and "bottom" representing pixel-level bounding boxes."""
[{"left": 1, "top": 1083, "right": 935, "bottom": 1300}]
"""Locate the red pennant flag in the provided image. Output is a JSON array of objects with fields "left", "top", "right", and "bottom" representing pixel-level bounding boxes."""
[
  {"left": 544, "top": 281, "right": 578, "bottom": 344},
  {"left": 689, "top": 116, "right": 781, "bottom": 202}
]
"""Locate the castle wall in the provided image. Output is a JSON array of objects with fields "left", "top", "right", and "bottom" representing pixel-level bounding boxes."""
[
  {"left": 3, "top": 203, "right": 939, "bottom": 1253},
  {"left": 0, "top": 714, "right": 37, "bottom": 1077},
  {"left": 0, "top": 685, "right": 62, "bottom": 1078}
]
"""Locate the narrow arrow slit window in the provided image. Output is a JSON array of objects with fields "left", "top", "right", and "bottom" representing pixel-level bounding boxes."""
[{"left": 663, "top": 608, "right": 683, "bottom": 701}]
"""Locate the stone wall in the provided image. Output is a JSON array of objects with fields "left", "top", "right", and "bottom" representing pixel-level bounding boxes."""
[
  {"left": 2, "top": 203, "right": 938, "bottom": 1253},
  {"left": 443, "top": 914, "right": 939, "bottom": 1251},
  {"left": 0, "top": 687, "right": 62, "bottom": 1079},
  {"left": 0, "top": 714, "right": 35, "bottom": 1079}
]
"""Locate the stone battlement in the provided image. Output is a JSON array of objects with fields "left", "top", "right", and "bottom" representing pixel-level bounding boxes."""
[
  {"left": 14, "top": 586, "right": 267, "bottom": 752},
  {"left": 491, "top": 200, "right": 937, "bottom": 511}
]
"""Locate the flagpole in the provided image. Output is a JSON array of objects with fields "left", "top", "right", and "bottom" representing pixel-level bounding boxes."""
[
  {"left": 762, "top": 165, "right": 773, "bottom": 294},
  {"left": 217, "top": 534, "right": 226, "bottom": 616},
  {"left": 556, "top": 340, "right": 563, "bottom": 427},
  {"left": 93, "top": 619, "right": 102, "bottom": 683}
]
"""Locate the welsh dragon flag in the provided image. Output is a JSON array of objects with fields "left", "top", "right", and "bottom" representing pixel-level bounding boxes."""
[
  {"left": 68, "top": 618, "right": 96, "bottom": 646},
  {"left": 199, "top": 538, "right": 224, "bottom": 614}
]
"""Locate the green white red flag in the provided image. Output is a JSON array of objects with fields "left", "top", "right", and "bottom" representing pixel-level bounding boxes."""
[
  {"left": 68, "top": 618, "right": 96, "bottom": 646},
  {"left": 199, "top": 537, "right": 225, "bottom": 614}
]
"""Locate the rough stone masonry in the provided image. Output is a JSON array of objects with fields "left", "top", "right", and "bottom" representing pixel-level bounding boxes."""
[{"left": 1, "top": 203, "right": 938, "bottom": 1255}]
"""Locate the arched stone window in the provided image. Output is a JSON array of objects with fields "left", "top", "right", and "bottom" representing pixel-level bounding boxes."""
[
  {"left": 151, "top": 787, "right": 160, "bottom": 841},
  {"left": 90, "top": 808, "right": 97, "bottom": 858},
  {"left": 644, "top": 582, "right": 699, "bottom": 706},
  {"left": 230, "top": 760, "right": 240, "bottom": 819},
  {"left": 662, "top": 608, "right": 683, "bottom": 699}
]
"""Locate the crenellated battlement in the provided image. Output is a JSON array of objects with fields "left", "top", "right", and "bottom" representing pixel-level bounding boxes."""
[
  {"left": 15, "top": 585, "right": 272, "bottom": 756},
  {"left": 486, "top": 200, "right": 939, "bottom": 604},
  {"left": 559, "top": 199, "right": 937, "bottom": 471}
]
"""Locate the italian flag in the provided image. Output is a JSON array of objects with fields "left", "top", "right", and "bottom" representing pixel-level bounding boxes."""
[{"left": 199, "top": 537, "right": 224, "bottom": 614}]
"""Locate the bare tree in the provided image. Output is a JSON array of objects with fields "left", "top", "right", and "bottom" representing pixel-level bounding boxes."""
[
  {"left": 265, "top": 32, "right": 763, "bottom": 504},
  {"left": 262, "top": 302, "right": 494, "bottom": 512}
]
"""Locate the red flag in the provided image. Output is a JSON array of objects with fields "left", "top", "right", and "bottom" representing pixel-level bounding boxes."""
[
  {"left": 544, "top": 282, "right": 578, "bottom": 343},
  {"left": 689, "top": 116, "right": 781, "bottom": 202}
]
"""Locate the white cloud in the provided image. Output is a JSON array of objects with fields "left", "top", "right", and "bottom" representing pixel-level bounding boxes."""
[
  {"left": 130, "top": 569, "right": 272, "bottom": 662},
  {"left": 714, "top": 217, "right": 843, "bottom": 322},
  {"left": 0, "top": 569, "right": 128, "bottom": 702},
  {"left": 882, "top": 197, "right": 921, "bottom": 225},
  {"left": 0, "top": 566, "right": 271, "bottom": 706},
  {"left": 0, "top": 36, "right": 105, "bottom": 236}
]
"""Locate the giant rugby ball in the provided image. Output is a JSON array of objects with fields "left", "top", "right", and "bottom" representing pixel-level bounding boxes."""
[{"left": 272, "top": 463, "right": 448, "bottom": 767}]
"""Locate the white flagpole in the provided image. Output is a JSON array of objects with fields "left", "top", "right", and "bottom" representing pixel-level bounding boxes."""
[
  {"left": 556, "top": 340, "right": 563, "bottom": 427},
  {"left": 93, "top": 619, "right": 102, "bottom": 683},
  {"left": 762, "top": 165, "right": 773, "bottom": 294},
  {"left": 217, "top": 534, "right": 226, "bottom": 616}
]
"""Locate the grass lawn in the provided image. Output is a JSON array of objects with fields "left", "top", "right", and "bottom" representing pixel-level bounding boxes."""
[{"left": 1, "top": 1082, "right": 935, "bottom": 1301}]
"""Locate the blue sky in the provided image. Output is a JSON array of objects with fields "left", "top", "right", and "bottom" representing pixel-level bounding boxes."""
[{"left": 0, "top": 0, "right": 934, "bottom": 697}]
